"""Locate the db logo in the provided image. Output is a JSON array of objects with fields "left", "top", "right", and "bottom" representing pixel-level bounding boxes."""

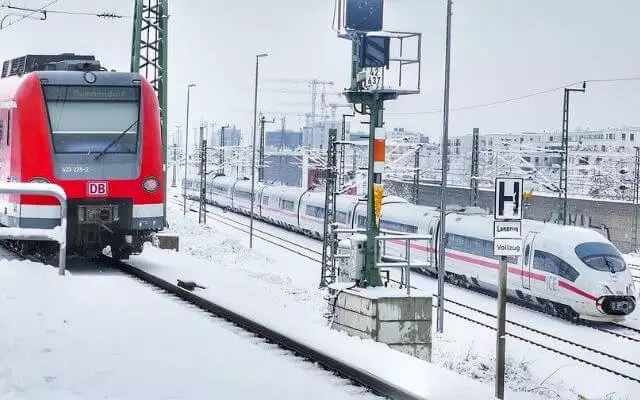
[{"left": 88, "top": 181, "right": 108, "bottom": 197}]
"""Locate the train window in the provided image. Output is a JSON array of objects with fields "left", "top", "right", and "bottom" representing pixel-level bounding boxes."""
[
  {"left": 262, "top": 196, "right": 269, "bottom": 205},
  {"left": 0, "top": 120, "right": 3, "bottom": 144},
  {"left": 574, "top": 242, "right": 626, "bottom": 273},
  {"left": 236, "top": 190, "right": 253, "bottom": 201},
  {"left": 336, "top": 211, "right": 348, "bottom": 225},
  {"left": 533, "top": 250, "right": 579, "bottom": 282},
  {"left": 380, "top": 220, "right": 418, "bottom": 233},
  {"left": 43, "top": 86, "right": 140, "bottom": 154},
  {"left": 305, "top": 205, "right": 324, "bottom": 218},
  {"left": 524, "top": 245, "right": 530, "bottom": 266},
  {"left": 357, "top": 215, "right": 367, "bottom": 228},
  {"left": 281, "top": 200, "right": 295, "bottom": 211}
]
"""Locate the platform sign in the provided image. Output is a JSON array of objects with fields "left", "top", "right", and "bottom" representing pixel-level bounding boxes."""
[
  {"left": 494, "top": 238, "right": 523, "bottom": 256},
  {"left": 494, "top": 221, "right": 522, "bottom": 238},
  {"left": 494, "top": 177, "right": 523, "bottom": 221}
]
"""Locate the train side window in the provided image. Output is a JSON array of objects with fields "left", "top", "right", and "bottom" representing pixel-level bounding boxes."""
[
  {"left": 357, "top": 215, "right": 367, "bottom": 228},
  {"left": 281, "top": 199, "right": 295, "bottom": 211},
  {"left": 306, "top": 205, "right": 324, "bottom": 218},
  {"left": 524, "top": 245, "right": 530, "bottom": 266},
  {"left": 335, "top": 211, "right": 348, "bottom": 225},
  {"left": 262, "top": 196, "right": 269, "bottom": 205},
  {"left": 0, "top": 120, "right": 4, "bottom": 144},
  {"left": 533, "top": 250, "right": 578, "bottom": 282}
]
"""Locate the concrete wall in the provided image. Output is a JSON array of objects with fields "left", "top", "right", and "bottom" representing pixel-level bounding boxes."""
[{"left": 384, "top": 179, "right": 638, "bottom": 253}]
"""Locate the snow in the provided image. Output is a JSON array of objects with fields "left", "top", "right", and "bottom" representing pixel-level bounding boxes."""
[
  {"left": 0, "top": 226, "right": 65, "bottom": 244},
  {"left": 127, "top": 200, "right": 569, "bottom": 400},
  {"left": 0, "top": 254, "right": 384, "bottom": 399},
  {"left": 143, "top": 195, "right": 640, "bottom": 400}
]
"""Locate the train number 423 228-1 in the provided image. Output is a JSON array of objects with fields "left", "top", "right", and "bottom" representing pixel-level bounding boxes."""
[{"left": 62, "top": 165, "right": 90, "bottom": 173}]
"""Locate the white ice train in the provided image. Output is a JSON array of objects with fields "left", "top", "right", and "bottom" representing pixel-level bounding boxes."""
[{"left": 184, "top": 176, "right": 637, "bottom": 322}]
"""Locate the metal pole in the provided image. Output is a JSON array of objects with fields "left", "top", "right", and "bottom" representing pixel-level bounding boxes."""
[
  {"left": 560, "top": 83, "right": 586, "bottom": 225},
  {"left": 437, "top": 0, "right": 453, "bottom": 333},
  {"left": 220, "top": 125, "right": 229, "bottom": 175},
  {"left": 171, "top": 133, "right": 177, "bottom": 187},
  {"left": 413, "top": 145, "right": 421, "bottom": 204},
  {"left": 470, "top": 128, "right": 479, "bottom": 206},
  {"left": 250, "top": 53, "right": 268, "bottom": 248},
  {"left": 259, "top": 115, "right": 265, "bottom": 182},
  {"left": 363, "top": 97, "right": 383, "bottom": 287},
  {"left": 634, "top": 146, "right": 640, "bottom": 251},
  {"left": 199, "top": 124, "right": 206, "bottom": 224},
  {"left": 496, "top": 255, "right": 507, "bottom": 399},
  {"left": 183, "top": 84, "right": 196, "bottom": 216},
  {"left": 560, "top": 89, "right": 569, "bottom": 225}
]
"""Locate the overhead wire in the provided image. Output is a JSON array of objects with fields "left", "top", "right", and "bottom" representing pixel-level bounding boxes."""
[{"left": 387, "top": 77, "right": 640, "bottom": 116}]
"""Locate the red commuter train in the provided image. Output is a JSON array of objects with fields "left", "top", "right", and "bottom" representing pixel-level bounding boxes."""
[{"left": 0, "top": 53, "right": 164, "bottom": 259}]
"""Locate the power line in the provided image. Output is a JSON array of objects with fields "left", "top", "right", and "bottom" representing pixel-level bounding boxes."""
[
  {"left": 0, "top": 3, "right": 128, "bottom": 23},
  {"left": 387, "top": 77, "right": 640, "bottom": 116},
  {"left": 0, "top": 0, "right": 59, "bottom": 30}
]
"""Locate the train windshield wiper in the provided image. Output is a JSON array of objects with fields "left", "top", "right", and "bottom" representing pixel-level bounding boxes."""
[
  {"left": 94, "top": 119, "right": 139, "bottom": 160},
  {"left": 603, "top": 257, "right": 616, "bottom": 273}
]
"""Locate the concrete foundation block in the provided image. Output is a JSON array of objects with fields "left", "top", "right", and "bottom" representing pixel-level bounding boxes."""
[
  {"left": 156, "top": 234, "right": 179, "bottom": 251},
  {"left": 378, "top": 320, "right": 431, "bottom": 344},
  {"left": 334, "top": 307, "right": 376, "bottom": 336},
  {"left": 327, "top": 284, "right": 432, "bottom": 362}
]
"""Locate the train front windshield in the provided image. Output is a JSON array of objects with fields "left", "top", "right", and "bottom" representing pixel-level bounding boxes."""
[
  {"left": 575, "top": 242, "right": 626, "bottom": 273},
  {"left": 43, "top": 85, "right": 140, "bottom": 154}
]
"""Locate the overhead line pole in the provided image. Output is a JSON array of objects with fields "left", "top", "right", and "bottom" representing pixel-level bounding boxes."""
[
  {"left": 250, "top": 53, "right": 268, "bottom": 248},
  {"left": 437, "top": 0, "right": 454, "bottom": 334}
]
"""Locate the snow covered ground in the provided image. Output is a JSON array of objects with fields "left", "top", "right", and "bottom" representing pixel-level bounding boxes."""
[
  {"left": 129, "top": 197, "right": 640, "bottom": 400},
  {"left": 0, "top": 252, "right": 385, "bottom": 400}
]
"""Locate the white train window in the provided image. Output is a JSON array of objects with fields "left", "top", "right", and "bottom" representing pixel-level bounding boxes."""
[
  {"left": 380, "top": 220, "right": 418, "bottom": 233},
  {"left": 336, "top": 211, "right": 348, "bottom": 225},
  {"left": 306, "top": 205, "right": 324, "bottom": 219},
  {"left": 262, "top": 196, "right": 270, "bottom": 205},
  {"left": 236, "top": 190, "right": 253, "bottom": 201},
  {"left": 533, "top": 251, "right": 579, "bottom": 282},
  {"left": 281, "top": 200, "right": 295, "bottom": 211}
]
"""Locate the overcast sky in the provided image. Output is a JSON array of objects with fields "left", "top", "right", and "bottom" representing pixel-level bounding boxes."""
[{"left": 2, "top": 0, "right": 639, "bottom": 142}]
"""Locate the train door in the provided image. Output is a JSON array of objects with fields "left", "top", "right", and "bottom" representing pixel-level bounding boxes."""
[{"left": 521, "top": 231, "right": 538, "bottom": 290}]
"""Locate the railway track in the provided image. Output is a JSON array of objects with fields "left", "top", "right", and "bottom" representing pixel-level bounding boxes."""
[
  {"left": 105, "top": 256, "right": 419, "bottom": 400},
  {"left": 173, "top": 196, "right": 640, "bottom": 384}
]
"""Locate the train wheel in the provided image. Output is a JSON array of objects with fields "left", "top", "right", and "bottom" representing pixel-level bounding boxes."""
[{"left": 543, "top": 301, "right": 558, "bottom": 317}]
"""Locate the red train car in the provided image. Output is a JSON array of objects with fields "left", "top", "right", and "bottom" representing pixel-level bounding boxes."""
[{"left": 0, "top": 53, "right": 164, "bottom": 259}]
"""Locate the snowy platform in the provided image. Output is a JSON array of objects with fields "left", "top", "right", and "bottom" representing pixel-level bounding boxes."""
[
  {"left": 0, "top": 259, "right": 381, "bottom": 400},
  {"left": 328, "top": 283, "right": 432, "bottom": 361}
]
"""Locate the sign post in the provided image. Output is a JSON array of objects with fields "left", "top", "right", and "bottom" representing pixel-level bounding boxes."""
[{"left": 493, "top": 177, "right": 523, "bottom": 400}]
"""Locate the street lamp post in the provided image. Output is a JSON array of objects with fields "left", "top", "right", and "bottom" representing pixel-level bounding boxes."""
[
  {"left": 249, "top": 53, "right": 268, "bottom": 248},
  {"left": 183, "top": 83, "right": 196, "bottom": 216}
]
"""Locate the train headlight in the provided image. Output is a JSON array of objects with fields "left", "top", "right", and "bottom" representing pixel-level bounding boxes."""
[
  {"left": 29, "top": 177, "right": 50, "bottom": 184},
  {"left": 143, "top": 177, "right": 159, "bottom": 193}
]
